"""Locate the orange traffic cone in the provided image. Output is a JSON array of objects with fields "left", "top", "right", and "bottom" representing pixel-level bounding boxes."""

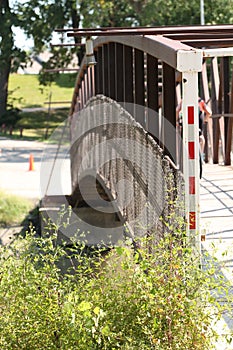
[{"left": 28, "top": 154, "right": 35, "bottom": 171}]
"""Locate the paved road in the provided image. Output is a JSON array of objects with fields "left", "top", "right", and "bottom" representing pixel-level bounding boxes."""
[
  {"left": 0, "top": 137, "right": 71, "bottom": 202},
  {"left": 0, "top": 138, "right": 45, "bottom": 201},
  {"left": 0, "top": 137, "right": 71, "bottom": 245}
]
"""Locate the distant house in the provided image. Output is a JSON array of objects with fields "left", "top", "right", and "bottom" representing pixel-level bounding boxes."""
[
  {"left": 17, "top": 51, "right": 79, "bottom": 74},
  {"left": 17, "top": 51, "right": 51, "bottom": 74}
]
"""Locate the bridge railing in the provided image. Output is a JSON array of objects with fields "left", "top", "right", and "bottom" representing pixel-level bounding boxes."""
[
  {"left": 68, "top": 31, "right": 201, "bottom": 244},
  {"left": 71, "top": 35, "right": 191, "bottom": 165},
  {"left": 70, "top": 95, "right": 185, "bottom": 243},
  {"left": 200, "top": 55, "right": 233, "bottom": 165},
  {"left": 67, "top": 26, "right": 233, "bottom": 247}
]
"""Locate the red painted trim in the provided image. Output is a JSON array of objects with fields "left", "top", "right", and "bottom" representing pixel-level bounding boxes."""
[
  {"left": 189, "top": 176, "right": 195, "bottom": 194},
  {"left": 188, "top": 106, "right": 194, "bottom": 124},
  {"left": 189, "top": 211, "right": 196, "bottom": 230},
  {"left": 188, "top": 142, "right": 195, "bottom": 159}
]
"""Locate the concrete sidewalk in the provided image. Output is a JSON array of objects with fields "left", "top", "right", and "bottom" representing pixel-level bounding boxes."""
[{"left": 200, "top": 163, "right": 233, "bottom": 349}]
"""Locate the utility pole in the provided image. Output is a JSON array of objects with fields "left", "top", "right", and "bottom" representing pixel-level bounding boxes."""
[{"left": 200, "top": 0, "right": 205, "bottom": 25}]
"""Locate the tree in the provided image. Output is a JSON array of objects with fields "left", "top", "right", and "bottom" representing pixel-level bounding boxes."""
[
  {"left": 0, "top": 0, "right": 26, "bottom": 117},
  {"left": 1, "top": 0, "right": 233, "bottom": 118},
  {"left": 0, "top": 0, "right": 80, "bottom": 117}
]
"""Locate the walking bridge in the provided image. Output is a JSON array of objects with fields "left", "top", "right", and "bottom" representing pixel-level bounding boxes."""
[{"left": 41, "top": 25, "right": 233, "bottom": 250}]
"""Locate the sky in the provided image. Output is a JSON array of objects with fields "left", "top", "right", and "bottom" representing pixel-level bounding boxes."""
[
  {"left": 9, "top": 0, "right": 34, "bottom": 50},
  {"left": 9, "top": 0, "right": 75, "bottom": 51},
  {"left": 12, "top": 27, "right": 34, "bottom": 50},
  {"left": 12, "top": 24, "right": 63, "bottom": 51}
]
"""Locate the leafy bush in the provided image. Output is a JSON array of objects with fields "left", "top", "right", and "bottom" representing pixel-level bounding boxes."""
[
  {"left": 0, "top": 218, "right": 232, "bottom": 349},
  {"left": 0, "top": 107, "right": 21, "bottom": 128}
]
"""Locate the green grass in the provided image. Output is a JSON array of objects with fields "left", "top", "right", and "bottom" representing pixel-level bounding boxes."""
[
  {"left": 5, "top": 74, "right": 75, "bottom": 140},
  {"left": 0, "top": 190, "right": 33, "bottom": 227},
  {"left": 0, "top": 108, "right": 70, "bottom": 141},
  {"left": 8, "top": 73, "right": 76, "bottom": 109},
  {"left": 17, "top": 109, "right": 69, "bottom": 129}
]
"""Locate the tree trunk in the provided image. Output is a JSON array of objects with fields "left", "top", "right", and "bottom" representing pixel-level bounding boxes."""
[
  {"left": 70, "top": 0, "right": 85, "bottom": 64},
  {"left": 0, "top": 0, "right": 13, "bottom": 118},
  {"left": 0, "top": 63, "right": 11, "bottom": 118}
]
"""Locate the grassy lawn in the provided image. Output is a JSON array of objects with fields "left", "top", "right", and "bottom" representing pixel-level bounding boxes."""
[
  {"left": 17, "top": 108, "right": 69, "bottom": 139},
  {"left": 0, "top": 108, "right": 70, "bottom": 141},
  {"left": 8, "top": 73, "right": 76, "bottom": 109},
  {"left": 2, "top": 73, "right": 76, "bottom": 140},
  {"left": 0, "top": 190, "right": 33, "bottom": 227}
]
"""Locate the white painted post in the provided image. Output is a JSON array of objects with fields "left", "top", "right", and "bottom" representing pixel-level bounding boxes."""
[
  {"left": 182, "top": 72, "right": 200, "bottom": 251},
  {"left": 177, "top": 50, "right": 202, "bottom": 252}
]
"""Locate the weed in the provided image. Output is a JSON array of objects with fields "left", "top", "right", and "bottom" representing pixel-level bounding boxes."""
[{"left": 0, "top": 213, "right": 232, "bottom": 349}]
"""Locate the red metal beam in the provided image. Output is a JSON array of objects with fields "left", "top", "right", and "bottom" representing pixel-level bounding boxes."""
[{"left": 57, "top": 24, "right": 233, "bottom": 35}]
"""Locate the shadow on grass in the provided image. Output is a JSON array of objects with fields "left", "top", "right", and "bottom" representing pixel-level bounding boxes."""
[
  {"left": 53, "top": 73, "right": 77, "bottom": 89},
  {"left": 22, "top": 104, "right": 42, "bottom": 108},
  {"left": 17, "top": 109, "right": 69, "bottom": 129},
  {"left": 0, "top": 131, "right": 42, "bottom": 141},
  {"left": 0, "top": 108, "right": 69, "bottom": 142}
]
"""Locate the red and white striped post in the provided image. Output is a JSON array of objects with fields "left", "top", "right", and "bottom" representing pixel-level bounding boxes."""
[{"left": 177, "top": 50, "right": 202, "bottom": 252}]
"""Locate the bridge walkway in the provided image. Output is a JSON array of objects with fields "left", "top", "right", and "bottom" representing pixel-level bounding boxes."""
[{"left": 200, "top": 163, "right": 233, "bottom": 349}]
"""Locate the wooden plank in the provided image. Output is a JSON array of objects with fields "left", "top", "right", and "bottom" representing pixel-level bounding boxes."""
[
  {"left": 226, "top": 67, "right": 233, "bottom": 165},
  {"left": 96, "top": 47, "right": 103, "bottom": 94},
  {"left": 108, "top": 42, "right": 116, "bottom": 100},
  {"left": 211, "top": 57, "right": 220, "bottom": 164},
  {"left": 147, "top": 54, "right": 159, "bottom": 137},
  {"left": 201, "top": 59, "right": 212, "bottom": 162},
  {"left": 222, "top": 57, "right": 231, "bottom": 165},
  {"left": 134, "top": 49, "right": 145, "bottom": 127},
  {"left": 162, "top": 62, "right": 176, "bottom": 162},
  {"left": 115, "top": 43, "right": 124, "bottom": 102},
  {"left": 103, "top": 44, "right": 109, "bottom": 96},
  {"left": 124, "top": 45, "right": 134, "bottom": 105}
]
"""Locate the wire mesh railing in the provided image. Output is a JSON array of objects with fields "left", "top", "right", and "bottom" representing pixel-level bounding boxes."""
[{"left": 70, "top": 95, "right": 185, "bottom": 242}]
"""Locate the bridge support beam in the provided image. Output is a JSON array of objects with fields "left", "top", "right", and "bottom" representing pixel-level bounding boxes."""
[
  {"left": 177, "top": 49, "right": 202, "bottom": 252},
  {"left": 182, "top": 72, "right": 200, "bottom": 251}
]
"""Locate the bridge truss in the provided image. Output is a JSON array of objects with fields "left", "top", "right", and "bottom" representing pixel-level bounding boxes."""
[{"left": 55, "top": 25, "right": 233, "bottom": 249}]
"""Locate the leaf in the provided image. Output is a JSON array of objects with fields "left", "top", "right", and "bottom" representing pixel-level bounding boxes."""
[
  {"left": 101, "top": 325, "right": 110, "bottom": 336},
  {"left": 115, "top": 246, "right": 124, "bottom": 256},
  {"left": 93, "top": 306, "right": 100, "bottom": 315},
  {"left": 78, "top": 301, "right": 92, "bottom": 312},
  {"left": 71, "top": 312, "right": 75, "bottom": 325}
]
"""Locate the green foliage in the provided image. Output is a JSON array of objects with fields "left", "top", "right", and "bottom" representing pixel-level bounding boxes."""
[
  {"left": 137, "top": 0, "right": 200, "bottom": 25},
  {"left": 1, "top": 0, "right": 233, "bottom": 113},
  {"left": 15, "top": 0, "right": 68, "bottom": 52},
  {"left": 38, "top": 47, "right": 82, "bottom": 86},
  {"left": 204, "top": 0, "right": 233, "bottom": 24},
  {"left": 0, "top": 190, "right": 32, "bottom": 227},
  {"left": 82, "top": 0, "right": 233, "bottom": 27},
  {"left": 82, "top": 0, "right": 137, "bottom": 27},
  {"left": 0, "top": 215, "right": 232, "bottom": 349},
  {"left": 0, "top": 107, "right": 21, "bottom": 128}
]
